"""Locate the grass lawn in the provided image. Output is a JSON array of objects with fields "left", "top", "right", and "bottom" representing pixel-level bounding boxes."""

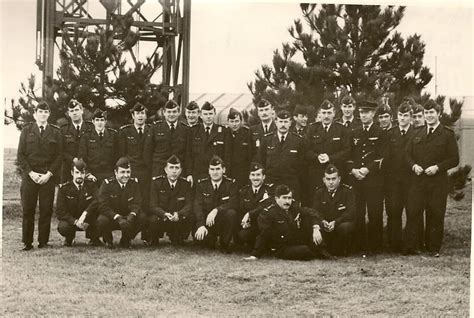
[{"left": 2, "top": 149, "right": 471, "bottom": 316}]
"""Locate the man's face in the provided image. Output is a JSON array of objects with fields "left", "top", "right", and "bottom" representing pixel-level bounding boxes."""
[
  {"left": 320, "top": 108, "right": 335, "bottom": 125},
  {"left": 423, "top": 108, "right": 440, "bottom": 126},
  {"left": 257, "top": 105, "right": 273, "bottom": 122},
  {"left": 115, "top": 166, "right": 131, "bottom": 184},
  {"left": 132, "top": 110, "right": 147, "bottom": 125},
  {"left": 275, "top": 192, "right": 293, "bottom": 211},
  {"left": 341, "top": 103, "right": 355, "bottom": 117},
  {"left": 185, "top": 109, "right": 200, "bottom": 124},
  {"left": 209, "top": 164, "right": 225, "bottom": 182},
  {"left": 164, "top": 107, "right": 179, "bottom": 123},
  {"left": 71, "top": 167, "right": 86, "bottom": 185},
  {"left": 249, "top": 169, "right": 265, "bottom": 188},
  {"left": 93, "top": 118, "right": 106, "bottom": 131},
  {"left": 228, "top": 117, "right": 242, "bottom": 132},
  {"left": 378, "top": 113, "right": 392, "bottom": 129},
  {"left": 412, "top": 112, "right": 425, "bottom": 127},
  {"left": 293, "top": 114, "right": 308, "bottom": 128},
  {"left": 359, "top": 109, "right": 375, "bottom": 125},
  {"left": 397, "top": 111, "right": 412, "bottom": 127},
  {"left": 201, "top": 109, "right": 215, "bottom": 126},
  {"left": 68, "top": 105, "right": 84, "bottom": 123},
  {"left": 165, "top": 163, "right": 182, "bottom": 182},
  {"left": 276, "top": 117, "right": 291, "bottom": 134},
  {"left": 35, "top": 108, "right": 50, "bottom": 123},
  {"left": 323, "top": 172, "right": 340, "bottom": 192}
]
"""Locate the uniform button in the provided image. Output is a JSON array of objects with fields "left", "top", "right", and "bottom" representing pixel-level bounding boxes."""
[
  {"left": 361, "top": 163, "right": 365, "bottom": 166},
  {"left": 281, "top": 235, "right": 284, "bottom": 238},
  {"left": 362, "top": 150, "right": 366, "bottom": 153}
]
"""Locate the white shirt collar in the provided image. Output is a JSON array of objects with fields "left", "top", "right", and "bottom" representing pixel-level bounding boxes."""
[
  {"left": 134, "top": 124, "right": 145, "bottom": 132},
  {"left": 73, "top": 181, "right": 82, "bottom": 190},
  {"left": 212, "top": 180, "right": 222, "bottom": 189},
  {"left": 252, "top": 185, "right": 261, "bottom": 193},
  {"left": 363, "top": 122, "right": 373, "bottom": 130},
  {"left": 342, "top": 116, "right": 354, "bottom": 123},
  {"left": 262, "top": 120, "right": 273, "bottom": 129},
  {"left": 117, "top": 181, "right": 127, "bottom": 189},
  {"left": 36, "top": 122, "right": 48, "bottom": 129},
  {"left": 322, "top": 122, "right": 332, "bottom": 130},
  {"left": 96, "top": 128, "right": 105, "bottom": 135},
  {"left": 168, "top": 179, "right": 177, "bottom": 187},
  {"left": 427, "top": 122, "right": 440, "bottom": 133},
  {"left": 204, "top": 123, "right": 213, "bottom": 131},
  {"left": 399, "top": 124, "right": 410, "bottom": 132},
  {"left": 166, "top": 121, "right": 177, "bottom": 129},
  {"left": 277, "top": 132, "right": 288, "bottom": 140}
]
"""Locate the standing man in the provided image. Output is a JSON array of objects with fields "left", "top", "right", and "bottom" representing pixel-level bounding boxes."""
[
  {"left": 194, "top": 156, "right": 238, "bottom": 253},
  {"left": 313, "top": 165, "right": 356, "bottom": 256},
  {"left": 412, "top": 103, "right": 426, "bottom": 128},
  {"left": 148, "top": 155, "right": 193, "bottom": 245},
  {"left": 250, "top": 99, "right": 276, "bottom": 159},
  {"left": 336, "top": 96, "right": 362, "bottom": 131},
  {"left": 17, "top": 101, "right": 63, "bottom": 250},
  {"left": 224, "top": 108, "right": 253, "bottom": 189},
  {"left": 56, "top": 158, "right": 102, "bottom": 246},
  {"left": 404, "top": 100, "right": 459, "bottom": 257},
  {"left": 290, "top": 105, "right": 309, "bottom": 137},
  {"left": 305, "top": 100, "right": 349, "bottom": 205},
  {"left": 347, "top": 100, "right": 386, "bottom": 255},
  {"left": 96, "top": 157, "right": 142, "bottom": 248},
  {"left": 259, "top": 110, "right": 305, "bottom": 200},
  {"left": 237, "top": 162, "right": 274, "bottom": 248},
  {"left": 79, "top": 109, "right": 119, "bottom": 185},
  {"left": 185, "top": 101, "right": 225, "bottom": 185},
  {"left": 182, "top": 101, "right": 201, "bottom": 127},
  {"left": 376, "top": 104, "right": 394, "bottom": 131},
  {"left": 60, "top": 99, "right": 94, "bottom": 182}
]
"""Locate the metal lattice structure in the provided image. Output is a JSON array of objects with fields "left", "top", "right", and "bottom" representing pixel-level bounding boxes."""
[{"left": 35, "top": 0, "right": 191, "bottom": 105}]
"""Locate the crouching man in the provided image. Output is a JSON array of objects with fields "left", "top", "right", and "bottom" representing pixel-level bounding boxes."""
[
  {"left": 313, "top": 164, "right": 355, "bottom": 256},
  {"left": 56, "top": 158, "right": 102, "bottom": 246},
  {"left": 96, "top": 157, "right": 141, "bottom": 248},
  {"left": 194, "top": 156, "right": 238, "bottom": 253},
  {"left": 245, "top": 184, "right": 331, "bottom": 261},
  {"left": 148, "top": 155, "right": 193, "bottom": 245}
]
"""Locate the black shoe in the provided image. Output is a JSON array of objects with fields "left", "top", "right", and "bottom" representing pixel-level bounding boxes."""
[
  {"left": 21, "top": 243, "right": 33, "bottom": 251},
  {"left": 317, "top": 247, "right": 335, "bottom": 260},
  {"left": 402, "top": 248, "right": 420, "bottom": 256},
  {"left": 64, "top": 238, "right": 74, "bottom": 247},
  {"left": 88, "top": 238, "right": 104, "bottom": 246},
  {"left": 220, "top": 244, "right": 232, "bottom": 254},
  {"left": 38, "top": 243, "right": 50, "bottom": 248},
  {"left": 105, "top": 242, "right": 115, "bottom": 249},
  {"left": 430, "top": 251, "right": 440, "bottom": 258},
  {"left": 120, "top": 239, "right": 131, "bottom": 248}
]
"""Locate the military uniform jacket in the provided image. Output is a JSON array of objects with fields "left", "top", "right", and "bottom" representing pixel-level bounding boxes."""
[
  {"left": 98, "top": 177, "right": 142, "bottom": 220},
  {"left": 259, "top": 132, "right": 305, "bottom": 179},
  {"left": 250, "top": 121, "right": 277, "bottom": 159},
  {"left": 193, "top": 177, "right": 238, "bottom": 228},
  {"left": 79, "top": 128, "right": 119, "bottom": 174},
  {"left": 312, "top": 184, "right": 355, "bottom": 224},
  {"left": 149, "top": 176, "right": 193, "bottom": 220},
  {"left": 289, "top": 125, "right": 308, "bottom": 137},
  {"left": 305, "top": 122, "right": 350, "bottom": 170},
  {"left": 17, "top": 123, "right": 63, "bottom": 176},
  {"left": 224, "top": 126, "right": 253, "bottom": 180},
  {"left": 185, "top": 124, "right": 225, "bottom": 178},
  {"left": 143, "top": 120, "right": 188, "bottom": 173},
  {"left": 118, "top": 124, "right": 150, "bottom": 171},
  {"left": 60, "top": 121, "right": 94, "bottom": 165},
  {"left": 336, "top": 117, "right": 362, "bottom": 131},
  {"left": 383, "top": 125, "right": 415, "bottom": 180},
  {"left": 56, "top": 180, "right": 99, "bottom": 224},
  {"left": 253, "top": 202, "right": 320, "bottom": 257},
  {"left": 347, "top": 124, "right": 386, "bottom": 186},
  {"left": 405, "top": 125, "right": 459, "bottom": 180},
  {"left": 238, "top": 183, "right": 274, "bottom": 219}
]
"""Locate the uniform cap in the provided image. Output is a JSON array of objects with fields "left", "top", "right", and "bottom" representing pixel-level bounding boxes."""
[
  {"left": 324, "top": 164, "right": 339, "bottom": 175},
  {"left": 227, "top": 108, "right": 242, "bottom": 120},
  {"left": 130, "top": 102, "right": 147, "bottom": 113},
  {"left": 423, "top": 100, "right": 442, "bottom": 113},
  {"left": 412, "top": 103, "right": 424, "bottom": 114},
  {"left": 341, "top": 95, "right": 356, "bottom": 105},
  {"left": 164, "top": 100, "right": 179, "bottom": 110},
  {"left": 274, "top": 184, "right": 292, "bottom": 197},
  {"left": 249, "top": 162, "right": 265, "bottom": 173},
  {"left": 35, "top": 101, "right": 51, "bottom": 111},
  {"left": 92, "top": 109, "right": 107, "bottom": 119},
  {"left": 186, "top": 101, "right": 199, "bottom": 110},
  {"left": 293, "top": 105, "right": 308, "bottom": 116},
  {"left": 71, "top": 157, "right": 87, "bottom": 172},
  {"left": 115, "top": 157, "right": 131, "bottom": 169},
  {"left": 67, "top": 99, "right": 82, "bottom": 109},
  {"left": 209, "top": 155, "right": 225, "bottom": 167},
  {"left": 276, "top": 109, "right": 291, "bottom": 120},
  {"left": 201, "top": 101, "right": 215, "bottom": 111},
  {"left": 256, "top": 99, "right": 272, "bottom": 108},
  {"left": 319, "top": 100, "right": 335, "bottom": 110},
  {"left": 398, "top": 102, "right": 413, "bottom": 114},
  {"left": 358, "top": 100, "right": 378, "bottom": 111},
  {"left": 166, "top": 154, "right": 181, "bottom": 166},
  {"left": 377, "top": 103, "right": 392, "bottom": 116}
]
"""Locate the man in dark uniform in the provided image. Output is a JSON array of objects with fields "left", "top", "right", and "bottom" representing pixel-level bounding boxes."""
[
  {"left": 305, "top": 100, "right": 350, "bottom": 206},
  {"left": 336, "top": 95, "right": 362, "bottom": 131},
  {"left": 148, "top": 155, "right": 193, "bottom": 245},
  {"left": 185, "top": 101, "right": 225, "bottom": 185},
  {"left": 259, "top": 109, "right": 305, "bottom": 200},
  {"left": 182, "top": 100, "right": 201, "bottom": 127},
  {"left": 404, "top": 100, "right": 459, "bottom": 257},
  {"left": 56, "top": 158, "right": 102, "bottom": 246},
  {"left": 144, "top": 100, "right": 188, "bottom": 177},
  {"left": 382, "top": 102, "right": 414, "bottom": 253},
  {"left": 237, "top": 162, "right": 273, "bottom": 248},
  {"left": 376, "top": 103, "right": 394, "bottom": 131},
  {"left": 290, "top": 105, "right": 309, "bottom": 136},
  {"left": 17, "top": 101, "right": 63, "bottom": 250},
  {"left": 96, "top": 157, "right": 142, "bottom": 248},
  {"left": 224, "top": 108, "right": 253, "bottom": 189},
  {"left": 313, "top": 164, "right": 355, "bottom": 256},
  {"left": 79, "top": 109, "right": 119, "bottom": 185},
  {"left": 244, "top": 184, "right": 330, "bottom": 261},
  {"left": 412, "top": 103, "right": 426, "bottom": 128},
  {"left": 194, "top": 156, "right": 238, "bottom": 253},
  {"left": 250, "top": 99, "right": 277, "bottom": 160},
  {"left": 347, "top": 100, "right": 386, "bottom": 255},
  {"left": 60, "top": 99, "right": 94, "bottom": 182}
]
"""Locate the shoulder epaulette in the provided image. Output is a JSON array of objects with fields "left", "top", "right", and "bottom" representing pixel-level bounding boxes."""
[
  {"left": 263, "top": 131, "right": 274, "bottom": 137},
  {"left": 224, "top": 176, "right": 235, "bottom": 183},
  {"left": 241, "top": 125, "right": 250, "bottom": 130},
  {"left": 179, "top": 176, "right": 188, "bottom": 182},
  {"left": 334, "top": 121, "right": 345, "bottom": 127},
  {"left": 120, "top": 124, "right": 132, "bottom": 130},
  {"left": 443, "top": 125, "right": 454, "bottom": 132},
  {"left": 154, "top": 119, "right": 163, "bottom": 125},
  {"left": 85, "top": 120, "right": 93, "bottom": 125},
  {"left": 291, "top": 132, "right": 302, "bottom": 137},
  {"left": 388, "top": 125, "right": 399, "bottom": 132},
  {"left": 60, "top": 122, "right": 69, "bottom": 128},
  {"left": 106, "top": 127, "right": 117, "bottom": 132},
  {"left": 130, "top": 177, "right": 138, "bottom": 183},
  {"left": 104, "top": 178, "right": 110, "bottom": 184},
  {"left": 309, "top": 121, "right": 318, "bottom": 126},
  {"left": 342, "top": 183, "right": 353, "bottom": 190},
  {"left": 265, "top": 183, "right": 274, "bottom": 188},
  {"left": 315, "top": 185, "right": 324, "bottom": 191},
  {"left": 197, "top": 177, "right": 209, "bottom": 183},
  {"left": 50, "top": 124, "right": 60, "bottom": 129},
  {"left": 59, "top": 181, "right": 71, "bottom": 188},
  {"left": 239, "top": 184, "right": 251, "bottom": 192},
  {"left": 263, "top": 204, "right": 274, "bottom": 212},
  {"left": 152, "top": 175, "right": 165, "bottom": 181}
]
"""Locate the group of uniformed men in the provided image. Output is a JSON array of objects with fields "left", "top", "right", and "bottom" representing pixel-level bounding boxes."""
[{"left": 17, "top": 95, "right": 459, "bottom": 260}]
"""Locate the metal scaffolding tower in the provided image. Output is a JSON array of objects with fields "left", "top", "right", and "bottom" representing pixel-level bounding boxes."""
[{"left": 35, "top": 0, "right": 191, "bottom": 105}]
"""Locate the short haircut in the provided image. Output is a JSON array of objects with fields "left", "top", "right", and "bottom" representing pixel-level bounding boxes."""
[
  {"left": 423, "top": 100, "right": 442, "bottom": 113},
  {"left": 398, "top": 102, "right": 413, "bottom": 114},
  {"left": 412, "top": 103, "right": 424, "bottom": 114},
  {"left": 274, "top": 184, "right": 292, "bottom": 197},
  {"left": 35, "top": 101, "right": 50, "bottom": 112},
  {"left": 209, "top": 155, "right": 225, "bottom": 167}
]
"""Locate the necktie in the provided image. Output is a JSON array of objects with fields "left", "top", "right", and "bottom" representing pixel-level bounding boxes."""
[
  {"left": 324, "top": 125, "right": 329, "bottom": 133},
  {"left": 99, "top": 132, "right": 103, "bottom": 140},
  {"left": 76, "top": 125, "right": 81, "bottom": 135},
  {"left": 206, "top": 126, "right": 210, "bottom": 136},
  {"left": 170, "top": 183, "right": 175, "bottom": 190},
  {"left": 428, "top": 127, "right": 434, "bottom": 135},
  {"left": 297, "top": 128, "right": 302, "bottom": 136},
  {"left": 39, "top": 126, "right": 44, "bottom": 137},
  {"left": 264, "top": 125, "right": 268, "bottom": 134},
  {"left": 138, "top": 127, "right": 143, "bottom": 138},
  {"left": 329, "top": 190, "right": 335, "bottom": 198},
  {"left": 214, "top": 183, "right": 218, "bottom": 192},
  {"left": 364, "top": 126, "right": 369, "bottom": 132},
  {"left": 401, "top": 129, "right": 406, "bottom": 136},
  {"left": 345, "top": 121, "right": 350, "bottom": 128},
  {"left": 254, "top": 188, "right": 258, "bottom": 195},
  {"left": 78, "top": 184, "right": 83, "bottom": 191},
  {"left": 170, "top": 124, "right": 175, "bottom": 135},
  {"left": 280, "top": 135, "right": 285, "bottom": 144}
]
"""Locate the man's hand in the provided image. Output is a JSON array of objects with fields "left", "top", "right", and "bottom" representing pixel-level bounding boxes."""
[
  {"left": 126, "top": 213, "right": 136, "bottom": 223},
  {"left": 37, "top": 172, "right": 52, "bottom": 185},
  {"left": 86, "top": 173, "right": 97, "bottom": 182},
  {"left": 195, "top": 226, "right": 208, "bottom": 241},
  {"left": 412, "top": 164, "right": 424, "bottom": 176},
  {"left": 206, "top": 208, "right": 218, "bottom": 227},
  {"left": 169, "top": 212, "right": 179, "bottom": 222},
  {"left": 241, "top": 213, "right": 250, "bottom": 229},
  {"left": 186, "top": 175, "right": 193, "bottom": 187},
  {"left": 359, "top": 167, "right": 369, "bottom": 176},
  {"left": 424, "top": 165, "right": 439, "bottom": 176},
  {"left": 243, "top": 256, "right": 258, "bottom": 261},
  {"left": 351, "top": 169, "right": 364, "bottom": 180},
  {"left": 28, "top": 171, "right": 42, "bottom": 184},
  {"left": 327, "top": 221, "right": 335, "bottom": 232},
  {"left": 312, "top": 227, "right": 323, "bottom": 245},
  {"left": 164, "top": 212, "right": 173, "bottom": 221},
  {"left": 78, "top": 211, "right": 88, "bottom": 224},
  {"left": 318, "top": 153, "right": 330, "bottom": 164}
]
